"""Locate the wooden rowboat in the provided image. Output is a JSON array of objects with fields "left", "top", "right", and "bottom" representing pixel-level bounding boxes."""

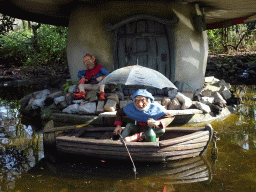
[{"left": 43, "top": 120, "right": 213, "bottom": 163}]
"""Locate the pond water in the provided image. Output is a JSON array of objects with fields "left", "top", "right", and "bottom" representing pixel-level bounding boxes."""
[{"left": 0, "top": 85, "right": 256, "bottom": 192}]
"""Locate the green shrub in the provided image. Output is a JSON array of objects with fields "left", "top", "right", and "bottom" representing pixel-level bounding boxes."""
[{"left": 0, "top": 24, "right": 68, "bottom": 68}]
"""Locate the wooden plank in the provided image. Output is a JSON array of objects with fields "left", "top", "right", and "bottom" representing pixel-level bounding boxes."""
[
  {"left": 161, "top": 164, "right": 207, "bottom": 179},
  {"left": 160, "top": 131, "right": 208, "bottom": 147},
  {"left": 164, "top": 177, "right": 209, "bottom": 185},
  {"left": 56, "top": 136, "right": 160, "bottom": 148},
  {"left": 98, "top": 109, "right": 203, "bottom": 117},
  {"left": 165, "top": 127, "right": 205, "bottom": 132},
  {"left": 166, "top": 152, "right": 201, "bottom": 161},
  {"left": 162, "top": 142, "right": 207, "bottom": 151},
  {"left": 175, "top": 135, "right": 209, "bottom": 145}
]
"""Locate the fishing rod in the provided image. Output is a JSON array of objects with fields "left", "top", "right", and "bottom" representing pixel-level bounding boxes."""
[{"left": 119, "top": 133, "right": 137, "bottom": 176}]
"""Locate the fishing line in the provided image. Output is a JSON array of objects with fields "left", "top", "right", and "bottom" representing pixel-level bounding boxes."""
[{"left": 119, "top": 133, "right": 137, "bottom": 178}]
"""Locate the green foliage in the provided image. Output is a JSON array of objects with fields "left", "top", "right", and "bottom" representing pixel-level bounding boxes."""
[
  {"left": 0, "top": 24, "right": 68, "bottom": 67},
  {"left": 207, "top": 22, "right": 256, "bottom": 53},
  {"left": 62, "top": 80, "right": 78, "bottom": 92}
]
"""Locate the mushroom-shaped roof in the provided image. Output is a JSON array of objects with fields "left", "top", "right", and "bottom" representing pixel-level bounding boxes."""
[{"left": 0, "top": 0, "right": 256, "bottom": 28}]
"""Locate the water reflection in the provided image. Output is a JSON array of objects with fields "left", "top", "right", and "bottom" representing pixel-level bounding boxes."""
[
  {"left": 0, "top": 98, "right": 44, "bottom": 191},
  {"left": 12, "top": 156, "right": 212, "bottom": 191},
  {"left": 0, "top": 85, "right": 256, "bottom": 191}
]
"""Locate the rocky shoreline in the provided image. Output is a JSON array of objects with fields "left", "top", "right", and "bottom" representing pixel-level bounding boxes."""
[
  {"left": 2, "top": 52, "right": 255, "bottom": 124},
  {"left": 206, "top": 52, "right": 256, "bottom": 85}
]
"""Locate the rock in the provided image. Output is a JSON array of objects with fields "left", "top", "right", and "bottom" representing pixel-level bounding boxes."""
[
  {"left": 212, "top": 91, "right": 227, "bottom": 105},
  {"left": 86, "top": 90, "right": 98, "bottom": 100},
  {"left": 97, "top": 100, "right": 105, "bottom": 114},
  {"left": 32, "top": 98, "right": 46, "bottom": 109},
  {"left": 219, "top": 85, "right": 232, "bottom": 100},
  {"left": 201, "top": 89, "right": 213, "bottom": 97},
  {"left": 107, "top": 93, "right": 119, "bottom": 103},
  {"left": 48, "top": 91, "right": 64, "bottom": 99},
  {"left": 209, "top": 103, "right": 222, "bottom": 114},
  {"left": 68, "top": 85, "right": 77, "bottom": 93},
  {"left": 115, "top": 91, "right": 124, "bottom": 101},
  {"left": 54, "top": 96, "right": 66, "bottom": 105},
  {"left": 204, "top": 76, "right": 219, "bottom": 83},
  {"left": 62, "top": 104, "right": 79, "bottom": 114},
  {"left": 34, "top": 89, "right": 50, "bottom": 99},
  {"left": 181, "top": 90, "right": 194, "bottom": 100},
  {"left": 89, "top": 95, "right": 98, "bottom": 102},
  {"left": 176, "top": 92, "right": 192, "bottom": 110},
  {"left": 219, "top": 79, "right": 231, "bottom": 89},
  {"left": 194, "top": 101, "right": 211, "bottom": 113},
  {"left": 72, "top": 99, "right": 84, "bottom": 104},
  {"left": 65, "top": 93, "right": 74, "bottom": 105},
  {"left": 19, "top": 93, "right": 33, "bottom": 109},
  {"left": 168, "top": 89, "right": 178, "bottom": 99},
  {"left": 79, "top": 102, "right": 97, "bottom": 114},
  {"left": 201, "top": 97, "right": 214, "bottom": 105},
  {"left": 56, "top": 101, "right": 68, "bottom": 111},
  {"left": 104, "top": 99, "right": 117, "bottom": 112},
  {"left": 161, "top": 97, "right": 171, "bottom": 108},
  {"left": 168, "top": 98, "right": 181, "bottom": 110}
]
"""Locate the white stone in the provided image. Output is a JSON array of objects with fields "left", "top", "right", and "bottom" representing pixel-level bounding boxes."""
[
  {"left": 219, "top": 79, "right": 231, "bottom": 89},
  {"left": 62, "top": 104, "right": 79, "bottom": 114},
  {"left": 35, "top": 89, "right": 50, "bottom": 99},
  {"left": 176, "top": 92, "right": 192, "bottom": 110},
  {"left": 54, "top": 96, "right": 66, "bottom": 105},
  {"left": 201, "top": 97, "right": 214, "bottom": 105},
  {"left": 168, "top": 89, "right": 178, "bottom": 99},
  {"left": 68, "top": 85, "right": 77, "bottom": 93},
  {"left": 31, "top": 98, "right": 46, "bottom": 109},
  {"left": 79, "top": 102, "right": 97, "bottom": 114},
  {"left": 220, "top": 85, "right": 232, "bottom": 100},
  {"left": 194, "top": 101, "right": 211, "bottom": 113},
  {"left": 201, "top": 89, "right": 213, "bottom": 97},
  {"left": 212, "top": 92, "right": 227, "bottom": 104}
]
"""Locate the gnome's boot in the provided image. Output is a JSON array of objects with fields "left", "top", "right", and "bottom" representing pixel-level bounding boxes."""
[
  {"left": 123, "top": 132, "right": 144, "bottom": 142},
  {"left": 74, "top": 91, "right": 86, "bottom": 99},
  {"left": 99, "top": 91, "right": 105, "bottom": 100}
]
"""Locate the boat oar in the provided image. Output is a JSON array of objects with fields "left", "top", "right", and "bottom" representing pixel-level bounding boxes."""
[{"left": 118, "top": 133, "right": 137, "bottom": 176}]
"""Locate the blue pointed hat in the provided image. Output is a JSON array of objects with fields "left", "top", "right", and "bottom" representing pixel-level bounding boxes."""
[{"left": 131, "top": 89, "right": 154, "bottom": 102}]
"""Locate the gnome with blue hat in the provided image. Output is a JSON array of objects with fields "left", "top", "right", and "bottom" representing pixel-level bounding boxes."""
[{"left": 114, "top": 89, "right": 175, "bottom": 142}]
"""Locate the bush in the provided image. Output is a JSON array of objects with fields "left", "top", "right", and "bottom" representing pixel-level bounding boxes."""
[{"left": 0, "top": 24, "right": 68, "bottom": 68}]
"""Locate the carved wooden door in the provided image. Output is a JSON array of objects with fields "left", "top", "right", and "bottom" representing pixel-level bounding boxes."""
[{"left": 115, "top": 19, "right": 171, "bottom": 79}]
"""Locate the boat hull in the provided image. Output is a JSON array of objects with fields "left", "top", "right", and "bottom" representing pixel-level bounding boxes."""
[{"left": 43, "top": 121, "right": 213, "bottom": 163}]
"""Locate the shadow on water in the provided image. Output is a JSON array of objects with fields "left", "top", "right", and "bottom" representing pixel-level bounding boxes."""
[
  {"left": 0, "top": 85, "right": 256, "bottom": 191},
  {"left": 12, "top": 155, "right": 212, "bottom": 191}
]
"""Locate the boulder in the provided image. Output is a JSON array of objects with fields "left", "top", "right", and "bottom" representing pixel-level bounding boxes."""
[
  {"left": 201, "top": 97, "right": 214, "bottom": 105},
  {"left": 194, "top": 101, "right": 211, "bottom": 113},
  {"left": 168, "top": 98, "right": 181, "bottom": 110},
  {"left": 96, "top": 100, "right": 105, "bottom": 114},
  {"left": 104, "top": 99, "right": 117, "bottom": 112},
  {"left": 212, "top": 92, "right": 227, "bottom": 105},
  {"left": 219, "top": 85, "right": 232, "bottom": 100},
  {"left": 62, "top": 104, "right": 79, "bottom": 114},
  {"left": 161, "top": 97, "right": 171, "bottom": 108},
  {"left": 34, "top": 89, "right": 50, "bottom": 99},
  {"left": 54, "top": 96, "right": 66, "bottom": 105},
  {"left": 168, "top": 89, "right": 178, "bottom": 99},
  {"left": 79, "top": 102, "right": 97, "bottom": 114},
  {"left": 107, "top": 93, "right": 119, "bottom": 103},
  {"left": 68, "top": 85, "right": 77, "bottom": 93},
  {"left": 176, "top": 92, "right": 192, "bottom": 110},
  {"left": 31, "top": 98, "right": 46, "bottom": 109}
]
